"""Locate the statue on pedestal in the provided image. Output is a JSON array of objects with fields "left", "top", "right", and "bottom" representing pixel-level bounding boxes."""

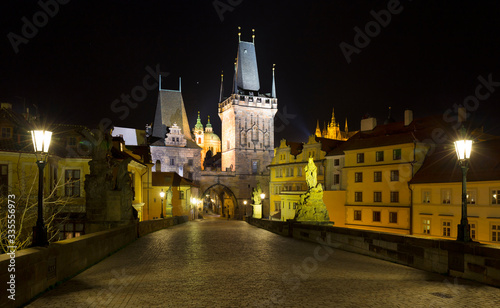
[
  {"left": 294, "top": 157, "right": 330, "bottom": 223},
  {"left": 252, "top": 182, "right": 262, "bottom": 205}
]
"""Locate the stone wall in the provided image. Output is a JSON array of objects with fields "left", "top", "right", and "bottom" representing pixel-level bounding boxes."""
[
  {"left": 246, "top": 218, "right": 500, "bottom": 287},
  {"left": 0, "top": 216, "right": 189, "bottom": 308}
]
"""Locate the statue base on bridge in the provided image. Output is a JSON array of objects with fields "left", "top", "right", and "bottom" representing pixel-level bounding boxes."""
[{"left": 252, "top": 204, "right": 262, "bottom": 219}]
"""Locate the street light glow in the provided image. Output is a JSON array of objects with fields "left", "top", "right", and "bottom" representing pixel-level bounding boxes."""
[
  {"left": 454, "top": 139, "right": 472, "bottom": 160},
  {"left": 31, "top": 130, "right": 52, "bottom": 153},
  {"left": 160, "top": 191, "right": 165, "bottom": 198}
]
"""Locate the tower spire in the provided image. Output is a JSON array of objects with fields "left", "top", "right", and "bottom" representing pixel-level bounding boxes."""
[
  {"left": 233, "top": 58, "right": 237, "bottom": 94},
  {"left": 330, "top": 108, "right": 336, "bottom": 126},
  {"left": 238, "top": 26, "right": 241, "bottom": 42},
  {"left": 252, "top": 28, "right": 255, "bottom": 44},
  {"left": 315, "top": 119, "right": 321, "bottom": 137},
  {"left": 179, "top": 77, "right": 182, "bottom": 92},
  {"left": 219, "top": 70, "right": 224, "bottom": 103},
  {"left": 271, "top": 64, "right": 276, "bottom": 98},
  {"left": 345, "top": 118, "right": 348, "bottom": 134}
]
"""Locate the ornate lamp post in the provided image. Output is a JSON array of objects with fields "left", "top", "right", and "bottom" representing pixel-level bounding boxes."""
[
  {"left": 31, "top": 130, "right": 52, "bottom": 247},
  {"left": 160, "top": 190, "right": 165, "bottom": 218},
  {"left": 454, "top": 127, "right": 472, "bottom": 242}
]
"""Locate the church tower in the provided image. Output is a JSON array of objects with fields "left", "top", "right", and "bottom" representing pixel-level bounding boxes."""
[{"left": 218, "top": 29, "right": 278, "bottom": 174}]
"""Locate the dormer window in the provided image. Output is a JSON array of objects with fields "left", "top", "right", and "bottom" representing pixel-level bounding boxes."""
[{"left": 1, "top": 127, "right": 12, "bottom": 139}]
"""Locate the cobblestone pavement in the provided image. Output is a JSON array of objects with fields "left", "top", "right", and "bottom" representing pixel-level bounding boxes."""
[{"left": 27, "top": 218, "right": 500, "bottom": 307}]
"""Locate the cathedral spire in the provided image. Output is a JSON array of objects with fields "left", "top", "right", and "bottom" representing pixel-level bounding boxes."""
[
  {"left": 330, "top": 108, "right": 336, "bottom": 127},
  {"left": 219, "top": 71, "right": 224, "bottom": 103},
  {"left": 271, "top": 64, "right": 276, "bottom": 98},
  {"left": 233, "top": 58, "right": 237, "bottom": 94},
  {"left": 315, "top": 120, "right": 321, "bottom": 137},
  {"left": 345, "top": 117, "right": 348, "bottom": 134}
]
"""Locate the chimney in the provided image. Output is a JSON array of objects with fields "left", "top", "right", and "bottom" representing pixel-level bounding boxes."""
[
  {"left": 404, "top": 109, "right": 413, "bottom": 126},
  {"left": 458, "top": 106, "right": 466, "bottom": 123},
  {"left": 361, "top": 117, "right": 377, "bottom": 131}
]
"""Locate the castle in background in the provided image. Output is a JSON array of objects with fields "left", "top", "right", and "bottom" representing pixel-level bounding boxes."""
[{"left": 315, "top": 108, "right": 356, "bottom": 141}]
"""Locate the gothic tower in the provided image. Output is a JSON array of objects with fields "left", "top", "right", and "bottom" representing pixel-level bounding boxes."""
[{"left": 218, "top": 30, "right": 278, "bottom": 174}]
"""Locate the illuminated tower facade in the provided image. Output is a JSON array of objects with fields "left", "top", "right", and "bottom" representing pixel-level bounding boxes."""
[{"left": 218, "top": 31, "right": 278, "bottom": 174}]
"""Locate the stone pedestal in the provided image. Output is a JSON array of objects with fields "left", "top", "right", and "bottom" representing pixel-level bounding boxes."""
[{"left": 252, "top": 204, "right": 262, "bottom": 219}]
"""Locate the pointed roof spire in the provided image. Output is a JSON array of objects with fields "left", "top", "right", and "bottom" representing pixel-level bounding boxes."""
[
  {"left": 219, "top": 70, "right": 224, "bottom": 103},
  {"left": 233, "top": 58, "right": 238, "bottom": 94},
  {"left": 330, "top": 108, "right": 336, "bottom": 126},
  {"left": 315, "top": 119, "right": 321, "bottom": 137},
  {"left": 179, "top": 77, "right": 182, "bottom": 92},
  {"left": 205, "top": 115, "right": 213, "bottom": 133},
  {"left": 252, "top": 28, "right": 255, "bottom": 44},
  {"left": 345, "top": 117, "right": 348, "bottom": 133},
  {"left": 271, "top": 64, "right": 276, "bottom": 98},
  {"left": 194, "top": 111, "right": 203, "bottom": 131},
  {"left": 384, "top": 106, "right": 395, "bottom": 124},
  {"left": 238, "top": 26, "right": 241, "bottom": 42},
  {"left": 207, "top": 115, "right": 212, "bottom": 127}
]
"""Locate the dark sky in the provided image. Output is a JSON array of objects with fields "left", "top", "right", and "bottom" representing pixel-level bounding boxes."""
[{"left": 2, "top": 0, "right": 500, "bottom": 143}]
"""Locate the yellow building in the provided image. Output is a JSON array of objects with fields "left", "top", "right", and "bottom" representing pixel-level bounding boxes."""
[
  {"left": 410, "top": 139, "right": 500, "bottom": 243},
  {"left": 269, "top": 135, "right": 343, "bottom": 221},
  {"left": 340, "top": 113, "right": 441, "bottom": 234},
  {"left": 151, "top": 172, "right": 200, "bottom": 220}
]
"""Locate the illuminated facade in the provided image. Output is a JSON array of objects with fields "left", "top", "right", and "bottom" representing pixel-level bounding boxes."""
[
  {"left": 269, "top": 136, "right": 343, "bottom": 221},
  {"left": 193, "top": 113, "right": 221, "bottom": 170},
  {"left": 410, "top": 139, "right": 500, "bottom": 243}
]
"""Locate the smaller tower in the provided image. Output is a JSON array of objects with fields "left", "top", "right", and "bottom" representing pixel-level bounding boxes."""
[
  {"left": 315, "top": 120, "right": 322, "bottom": 138},
  {"left": 193, "top": 111, "right": 204, "bottom": 147}
]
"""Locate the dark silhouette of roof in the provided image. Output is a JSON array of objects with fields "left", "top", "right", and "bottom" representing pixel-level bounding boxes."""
[{"left": 410, "top": 137, "right": 500, "bottom": 184}]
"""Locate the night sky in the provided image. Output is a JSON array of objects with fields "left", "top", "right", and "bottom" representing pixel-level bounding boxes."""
[{"left": 2, "top": 0, "right": 500, "bottom": 144}]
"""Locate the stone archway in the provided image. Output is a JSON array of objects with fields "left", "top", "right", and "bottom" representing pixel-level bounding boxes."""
[{"left": 202, "top": 184, "right": 238, "bottom": 219}]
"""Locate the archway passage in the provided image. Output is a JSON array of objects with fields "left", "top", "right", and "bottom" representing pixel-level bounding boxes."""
[{"left": 202, "top": 184, "right": 239, "bottom": 219}]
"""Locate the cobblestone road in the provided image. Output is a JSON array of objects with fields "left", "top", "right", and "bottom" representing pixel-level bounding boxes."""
[{"left": 27, "top": 218, "right": 500, "bottom": 307}]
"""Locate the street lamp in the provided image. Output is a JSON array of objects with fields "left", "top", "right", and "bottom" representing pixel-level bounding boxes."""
[
  {"left": 260, "top": 193, "right": 266, "bottom": 219},
  {"left": 160, "top": 190, "right": 165, "bottom": 218},
  {"left": 454, "top": 126, "right": 472, "bottom": 242},
  {"left": 31, "top": 130, "right": 52, "bottom": 246}
]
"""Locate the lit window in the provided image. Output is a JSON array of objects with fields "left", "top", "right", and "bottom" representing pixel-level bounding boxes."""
[
  {"left": 390, "top": 170, "right": 399, "bottom": 181},
  {"left": 390, "top": 191, "right": 399, "bottom": 203},
  {"left": 422, "top": 191, "right": 431, "bottom": 204},
  {"left": 374, "top": 171, "right": 382, "bottom": 182},
  {"left": 492, "top": 224, "right": 500, "bottom": 242},
  {"left": 442, "top": 189, "right": 451, "bottom": 204},
  {"left": 393, "top": 149, "right": 401, "bottom": 160},
  {"left": 373, "top": 211, "right": 381, "bottom": 222},
  {"left": 423, "top": 219, "right": 431, "bottom": 234},
  {"left": 374, "top": 191, "right": 382, "bottom": 202},
  {"left": 376, "top": 151, "right": 384, "bottom": 162},
  {"left": 467, "top": 190, "right": 476, "bottom": 205},
  {"left": 491, "top": 189, "right": 500, "bottom": 205}
]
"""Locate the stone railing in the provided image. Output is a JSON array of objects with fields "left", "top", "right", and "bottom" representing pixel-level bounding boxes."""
[
  {"left": 246, "top": 218, "right": 500, "bottom": 287},
  {"left": 0, "top": 216, "right": 189, "bottom": 308}
]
